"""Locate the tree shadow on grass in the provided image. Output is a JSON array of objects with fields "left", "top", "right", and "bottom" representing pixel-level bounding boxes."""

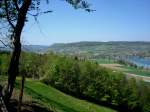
[
  {"left": 8, "top": 100, "right": 53, "bottom": 112},
  {"left": 24, "top": 86, "right": 79, "bottom": 112}
]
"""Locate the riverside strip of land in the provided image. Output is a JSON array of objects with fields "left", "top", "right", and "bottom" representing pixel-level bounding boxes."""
[{"left": 100, "top": 64, "right": 150, "bottom": 82}]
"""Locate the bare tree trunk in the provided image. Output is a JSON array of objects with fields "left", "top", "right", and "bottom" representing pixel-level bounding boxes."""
[
  {"left": 17, "top": 74, "right": 25, "bottom": 112},
  {"left": 4, "top": 0, "right": 32, "bottom": 103},
  {"left": 4, "top": 41, "right": 21, "bottom": 101}
]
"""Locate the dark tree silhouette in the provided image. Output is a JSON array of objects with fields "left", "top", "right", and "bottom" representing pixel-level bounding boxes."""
[{"left": 0, "top": 0, "right": 92, "bottom": 104}]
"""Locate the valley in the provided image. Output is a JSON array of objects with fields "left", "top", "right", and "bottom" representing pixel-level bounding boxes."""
[
  {"left": 0, "top": 41, "right": 150, "bottom": 112},
  {"left": 49, "top": 41, "right": 150, "bottom": 80}
]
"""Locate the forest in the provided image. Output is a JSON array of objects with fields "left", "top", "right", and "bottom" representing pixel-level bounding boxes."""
[{"left": 0, "top": 51, "right": 150, "bottom": 112}]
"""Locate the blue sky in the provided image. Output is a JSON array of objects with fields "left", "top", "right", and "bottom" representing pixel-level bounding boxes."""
[{"left": 22, "top": 0, "right": 150, "bottom": 45}]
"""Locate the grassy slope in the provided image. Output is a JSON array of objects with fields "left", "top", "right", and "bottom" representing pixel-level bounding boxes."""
[{"left": 21, "top": 80, "right": 117, "bottom": 112}]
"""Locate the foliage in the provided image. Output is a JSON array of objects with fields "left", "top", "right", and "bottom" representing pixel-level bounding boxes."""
[
  {"left": 0, "top": 0, "right": 93, "bottom": 103},
  {"left": 38, "top": 53, "right": 150, "bottom": 112},
  {"left": 0, "top": 51, "right": 150, "bottom": 112},
  {"left": 0, "top": 51, "right": 10, "bottom": 75}
]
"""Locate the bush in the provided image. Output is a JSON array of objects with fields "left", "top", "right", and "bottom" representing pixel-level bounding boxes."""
[{"left": 40, "top": 54, "right": 150, "bottom": 112}]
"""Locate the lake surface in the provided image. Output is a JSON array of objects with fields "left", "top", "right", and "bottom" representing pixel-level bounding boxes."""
[{"left": 123, "top": 56, "right": 150, "bottom": 68}]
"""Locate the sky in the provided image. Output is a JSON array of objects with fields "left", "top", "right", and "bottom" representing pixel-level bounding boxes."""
[{"left": 22, "top": 0, "right": 150, "bottom": 45}]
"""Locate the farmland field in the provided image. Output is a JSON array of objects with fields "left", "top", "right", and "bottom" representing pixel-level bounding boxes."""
[{"left": 99, "top": 63, "right": 150, "bottom": 82}]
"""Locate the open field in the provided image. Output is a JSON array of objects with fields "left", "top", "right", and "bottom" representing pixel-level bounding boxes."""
[
  {"left": 100, "top": 64, "right": 150, "bottom": 82},
  {"left": 125, "top": 73, "right": 150, "bottom": 82},
  {"left": 99, "top": 64, "right": 126, "bottom": 71},
  {"left": 92, "top": 59, "right": 116, "bottom": 64}
]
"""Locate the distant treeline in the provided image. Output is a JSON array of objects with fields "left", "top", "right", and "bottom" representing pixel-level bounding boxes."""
[
  {"left": 49, "top": 41, "right": 150, "bottom": 59},
  {"left": 0, "top": 51, "right": 150, "bottom": 112}
]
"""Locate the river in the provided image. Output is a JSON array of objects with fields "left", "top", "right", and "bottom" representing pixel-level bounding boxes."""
[{"left": 123, "top": 56, "right": 150, "bottom": 68}]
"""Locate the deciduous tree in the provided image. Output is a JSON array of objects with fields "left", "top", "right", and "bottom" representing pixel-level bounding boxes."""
[{"left": 0, "top": 0, "right": 92, "bottom": 103}]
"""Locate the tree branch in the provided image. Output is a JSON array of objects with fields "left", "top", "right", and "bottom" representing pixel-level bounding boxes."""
[
  {"left": 0, "top": 39, "right": 13, "bottom": 49},
  {"left": 13, "top": 0, "right": 31, "bottom": 41},
  {"left": 4, "top": 0, "right": 15, "bottom": 29},
  {"left": 0, "top": 40, "right": 7, "bottom": 47},
  {"left": 13, "top": 0, "right": 20, "bottom": 12}
]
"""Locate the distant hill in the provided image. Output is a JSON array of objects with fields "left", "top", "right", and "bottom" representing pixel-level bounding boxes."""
[
  {"left": 22, "top": 45, "right": 49, "bottom": 53},
  {"left": 49, "top": 41, "right": 150, "bottom": 58},
  {"left": 1, "top": 42, "right": 150, "bottom": 57},
  {"left": 0, "top": 45, "right": 49, "bottom": 53}
]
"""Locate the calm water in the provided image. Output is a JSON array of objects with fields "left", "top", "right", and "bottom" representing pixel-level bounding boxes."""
[{"left": 124, "top": 56, "right": 150, "bottom": 68}]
